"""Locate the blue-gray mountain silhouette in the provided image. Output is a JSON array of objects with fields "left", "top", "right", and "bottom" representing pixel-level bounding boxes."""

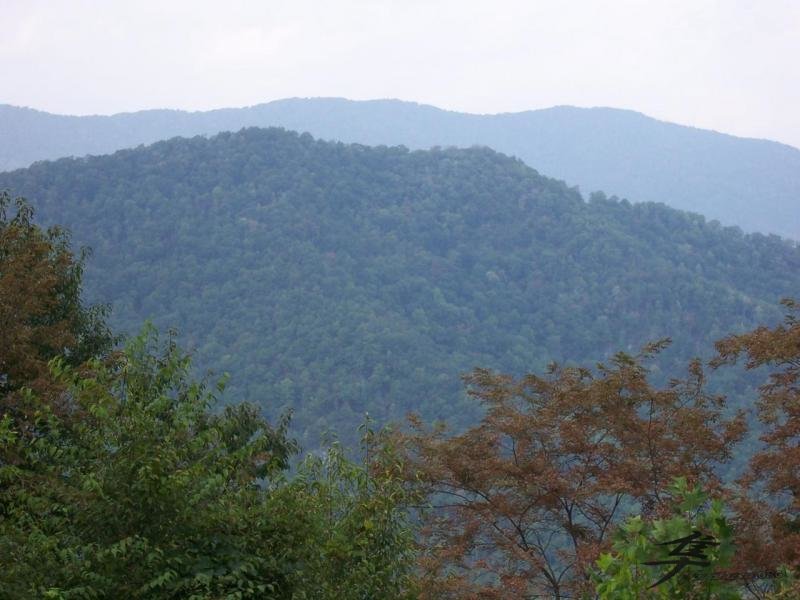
[{"left": 2, "top": 98, "right": 798, "bottom": 238}]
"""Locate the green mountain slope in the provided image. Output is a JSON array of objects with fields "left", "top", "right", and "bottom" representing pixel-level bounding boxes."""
[
  {"left": 2, "top": 98, "right": 799, "bottom": 238},
  {"left": 1, "top": 128, "right": 797, "bottom": 446}
]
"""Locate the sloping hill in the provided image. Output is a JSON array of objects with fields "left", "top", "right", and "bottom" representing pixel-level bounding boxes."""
[
  {"left": 2, "top": 98, "right": 799, "bottom": 238},
  {"left": 1, "top": 128, "right": 797, "bottom": 445}
]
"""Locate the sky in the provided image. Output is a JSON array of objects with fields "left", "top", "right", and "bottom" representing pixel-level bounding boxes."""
[{"left": 3, "top": 0, "right": 800, "bottom": 149}]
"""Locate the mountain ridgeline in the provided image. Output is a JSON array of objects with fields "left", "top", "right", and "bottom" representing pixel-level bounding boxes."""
[
  {"left": 1, "top": 128, "right": 798, "bottom": 445},
  {"left": 2, "top": 98, "right": 799, "bottom": 239}
]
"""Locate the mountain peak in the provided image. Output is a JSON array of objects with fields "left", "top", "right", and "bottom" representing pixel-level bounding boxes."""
[{"left": 2, "top": 98, "right": 798, "bottom": 238}]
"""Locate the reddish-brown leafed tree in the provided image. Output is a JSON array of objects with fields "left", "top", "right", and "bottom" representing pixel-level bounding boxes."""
[
  {"left": 714, "top": 299, "right": 800, "bottom": 572},
  {"left": 400, "top": 342, "right": 746, "bottom": 599},
  {"left": 0, "top": 192, "right": 113, "bottom": 418}
]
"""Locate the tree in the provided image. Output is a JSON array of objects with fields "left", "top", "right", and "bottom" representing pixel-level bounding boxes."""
[
  {"left": 0, "top": 191, "right": 113, "bottom": 402},
  {"left": 593, "top": 477, "right": 740, "bottom": 599},
  {"left": 400, "top": 343, "right": 745, "bottom": 599},
  {"left": 713, "top": 299, "right": 800, "bottom": 572},
  {"left": 0, "top": 326, "right": 420, "bottom": 598},
  {"left": 278, "top": 435, "right": 420, "bottom": 599},
  {"left": 1, "top": 326, "right": 297, "bottom": 597}
]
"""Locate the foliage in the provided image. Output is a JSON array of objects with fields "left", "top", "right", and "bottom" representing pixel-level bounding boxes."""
[
  {"left": 1, "top": 129, "right": 798, "bottom": 446},
  {"left": 277, "top": 435, "right": 420, "bottom": 599},
  {"left": 0, "top": 326, "right": 419, "bottom": 599},
  {"left": 766, "top": 567, "right": 800, "bottom": 599},
  {"left": 713, "top": 299, "right": 800, "bottom": 572},
  {"left": 0, "top": 191, "right": 114, "bottom": 399},
  {"left": 399, "top": 344, "right": 745, "bottom": 599},
  {"left": 593, "top": 477, "right": 741, "bottom": 599}
]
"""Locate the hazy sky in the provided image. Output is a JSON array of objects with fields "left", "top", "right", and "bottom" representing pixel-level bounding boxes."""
[{"left": 3, "top": 0, "right": 800, "bottom": 148}]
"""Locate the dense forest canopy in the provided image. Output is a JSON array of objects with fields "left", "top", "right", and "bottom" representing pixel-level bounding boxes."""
[
  {"left": 1, "top": 127, "right": 798, "bottom": 446},
  {"left": 2, "top": 98, "right": 799, "bottom": 238}
]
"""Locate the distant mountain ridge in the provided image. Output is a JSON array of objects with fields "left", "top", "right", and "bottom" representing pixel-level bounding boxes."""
[
  {"left": 2, "top": 98, "right": 799, "bottom": 239},
  {"left": 1, "top": 127, "right": 797, "bottom": 445}
]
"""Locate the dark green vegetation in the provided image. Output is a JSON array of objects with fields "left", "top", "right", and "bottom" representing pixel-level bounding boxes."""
[
  {"left": 1, "top": 128, "right": 798, "bottom": 447},
  {"left": 2, "top": 98, "right": 799, "bottom": 238},
  {"left": 0, "top": 330, "right": 417, "bottom": 599},
  {"left": 1, "top": 196, "right": 418, "bottom": 598}
]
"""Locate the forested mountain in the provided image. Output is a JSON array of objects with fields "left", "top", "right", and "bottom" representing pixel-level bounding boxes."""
[
  {"left": 1, "top": 128, "right": 798, "bottom": 446},
  {"left": 2, "top": 98, "right": 799, "bottom": 238}
]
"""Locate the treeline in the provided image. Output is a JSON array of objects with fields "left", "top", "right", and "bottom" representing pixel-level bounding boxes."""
[
  {"left": 0, "top": 128, "right": 798, "bottom": 449},
  {"left": 2, "top": 194, "right": 800, "bottom": 597}
]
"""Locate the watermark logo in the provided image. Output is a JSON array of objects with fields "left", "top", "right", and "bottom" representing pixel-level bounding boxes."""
[
  {"left": 643, "top": 529, "right": 719, "bottom": 587},
  {"left": 642, "top": 529, "right": 779, "bottom": 587}
]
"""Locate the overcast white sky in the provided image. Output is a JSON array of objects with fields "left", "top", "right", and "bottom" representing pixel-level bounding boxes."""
[{"left": 3, "top": 0, "right": 800, "bottom": 148}]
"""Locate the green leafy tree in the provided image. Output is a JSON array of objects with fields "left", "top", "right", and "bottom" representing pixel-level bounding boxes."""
[
  {"left": 278, "top": 434, "right": 420, "bottom": 599},
  {"left": 0, "top": 326, "right": 419, "bottom": 598},
  {"left": 1, "top": 326, "right": 297, "bottom": 597},
  {"left": 593, "top": 478, "right": 740, "bottom": 599}
]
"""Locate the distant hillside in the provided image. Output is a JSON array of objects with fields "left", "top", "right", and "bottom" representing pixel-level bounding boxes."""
[
  {"left": 2, "top": 98, "right": 799, "bottom": 238},
  {"left": 1, "top": 128, "right": 798, "bottom": 446}
]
